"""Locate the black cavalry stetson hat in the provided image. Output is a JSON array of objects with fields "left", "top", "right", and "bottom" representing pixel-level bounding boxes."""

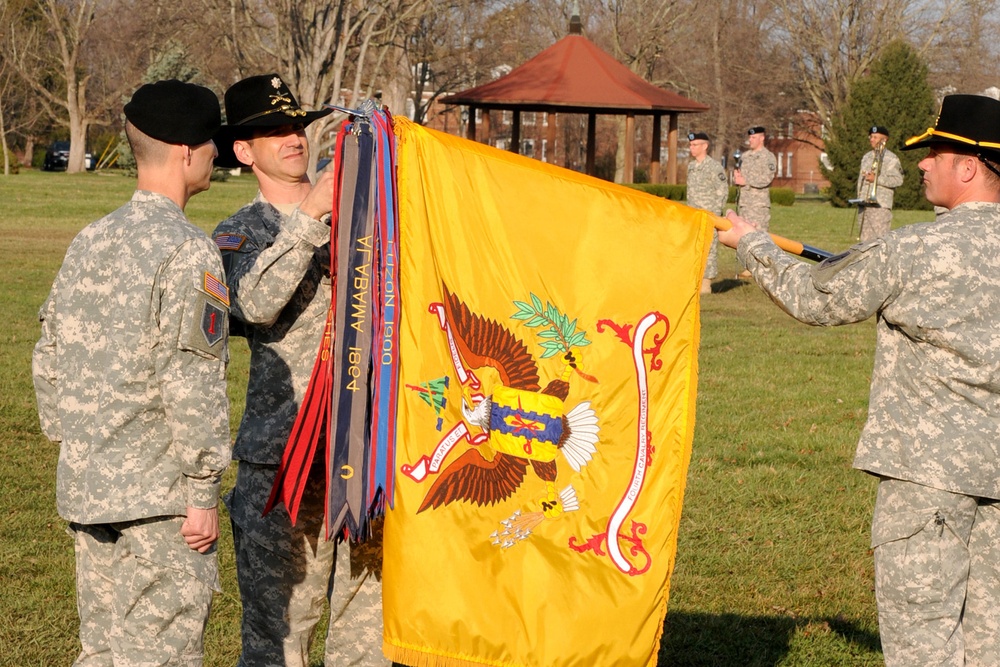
[
  {"left": 214, "top": 74, "right": 333, "bottom": 168},
  {"left": 903, "top": 94, "right": 1000, "bottom": 161}
]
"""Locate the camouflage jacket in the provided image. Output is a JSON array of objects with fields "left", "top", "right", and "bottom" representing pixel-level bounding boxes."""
[
  {"left": 855, "top": 148, "right": 905, "bottom": 209},
  {"left": 738, "top": 147, "right": 776, "bottom": 209},
  {"left": 687, "top": 156, "right": 729, "bottom": 215},
  {"left": 33, "top": 191, "right": 231, "bottom": 524},
  {"left": 213, "top": 193, "right": 331, "bottom": 465},
  {"left": 736, "top": 201, "right": 1000, "bottom": 498}
]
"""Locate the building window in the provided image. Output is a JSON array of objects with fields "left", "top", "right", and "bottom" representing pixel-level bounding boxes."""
[
  {"left": 776, "top": 152, "right": 784, "bottom": 178},
  {"left": 786, "top": 152, "right": 793, "bottom": 177},
  {"left": 542, "top": 139, "right": 548, "bottom": 162},
  {"left": 404, "top": 98, "right": 416, "bottom": 120},
  {"left": 521, "top": 139, "right": 535, "bottom": 156},
  {"left": 524, "top": 112, "right": 536, "bottom": 126}
]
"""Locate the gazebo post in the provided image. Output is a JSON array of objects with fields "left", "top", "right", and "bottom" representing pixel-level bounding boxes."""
[
  {"left": 667, "top": 112, "right": 679, "bottom": 184},
  {"left": 650, "top": 115, "right": 662, "bottom": 184},
  {"left": 546, "top": 112, "right": 557, "bottom": 163},
  {"left": 586, "top": 113, "right": 596, "bottom": 176},
  {"left": 467, "top": 106, "right": 477, "bottom": 141},
  {"left": 482, "top": 110, "right": 492, "bottom": 146},
  {"left": 511, "top": 110, "right": 521, "bottom": 153},
  {"left": 624, "top": 113, "right": 635, "bottom": 183}
]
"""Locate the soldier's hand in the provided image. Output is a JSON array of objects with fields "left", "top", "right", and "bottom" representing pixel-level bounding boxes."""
[
  {"left": 733, "top": 169, "right": 745, "bottom": 186},
  {"left": 299, "top": 170, "right": 337, "bottom": 222},
  {"left": 717, "top": 209, "right": 757, "bottom": 249},
  {"left": 864, "top": 171, "right": 875, "bottom": 183},
  {"left": 181, "top": 506, "right": 220, "bottom": 553}
]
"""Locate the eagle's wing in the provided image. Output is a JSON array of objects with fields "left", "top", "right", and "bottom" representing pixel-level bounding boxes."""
[
  {"left": 442, "top": 283, "right": 540, "bottom": 391},
  {"left": 417, "top": 449, "right": 529, "bottom": 513}
]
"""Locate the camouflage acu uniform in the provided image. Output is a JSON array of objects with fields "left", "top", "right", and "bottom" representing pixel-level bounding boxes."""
[
  {"left": 735, "top": 201, "right": 1000, "bottom": 666},
  {"left": 214, "top": 194, "right": 387, "bottom": 667},
  {"left": 32, "top": 191, "right": 231, "bottom": 666},
  {"left": 856, "top": 148, "right": 905, "bottom": 242},
  {"left": 687, "top": 155, "right": 729, "bottom": 281},
  {"left": 737, "top": 147, "right": 776, "bottom": 232}
]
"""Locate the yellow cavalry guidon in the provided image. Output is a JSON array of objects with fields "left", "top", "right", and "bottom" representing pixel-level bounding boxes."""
[{"left": 384, "top": 117, "right": 713, "bottom": 667}]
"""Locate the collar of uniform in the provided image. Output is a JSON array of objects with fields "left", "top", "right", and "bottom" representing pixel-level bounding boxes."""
[{"left": 131, "top": 190, "right": 184, "bottom": 214}]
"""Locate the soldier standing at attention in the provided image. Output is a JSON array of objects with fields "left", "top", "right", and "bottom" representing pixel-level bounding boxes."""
[
  {"left": 718, "top": 94, "right": 1000, "bottom": 666},
  {"left": 212, "top": 74, "right": 388, "bottom": 667},
  {"left": 686, "top": 131, "right": 730, "bottom": 295},
  {"left": 733, "top": 126, "right": 776, "bottom": 278},
  {"left": 32, "top": 80, "right": 231, "bottom": 665},
  {"left": 856, "top": 125, "right": 905, "bottom": 242}
]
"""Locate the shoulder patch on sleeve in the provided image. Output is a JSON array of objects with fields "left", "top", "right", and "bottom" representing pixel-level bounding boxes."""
[
  {"left": 718, "top": 172, "right": 727, "bottom": 182},
  {"left": 214, "top": 233, "right": 247, "bottom": 251},
  {"left": 813, "top": 241, "right": 881, "bottom": 284},
  {"left": 202, "top": 272, "right": 230, "bottom": 307},
  {"left": 200, "top": 300, "right": 226, "bottom": 347},
  {"left": 183, "top": 292, "right": 228, "bottom": 359}
]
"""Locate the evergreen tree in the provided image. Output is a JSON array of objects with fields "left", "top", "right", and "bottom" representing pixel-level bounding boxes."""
[{"left": 823, "top": 40, "right": 936, "bottom": 210}]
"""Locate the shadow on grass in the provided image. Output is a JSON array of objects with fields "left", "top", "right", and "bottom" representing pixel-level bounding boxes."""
[
  {"left": 709, "top": 277, "right": 751, "bottom": 295},
  {"left": 658, "top": 611, "right": 881, "bottom": 666}
]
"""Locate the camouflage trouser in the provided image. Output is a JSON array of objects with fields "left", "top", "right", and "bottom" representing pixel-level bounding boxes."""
[
  {"left": 738, "top": 202, "right": 771, "bottom": 233},
  {"left": 69, "top": 517, "right": 218, "bottom": 667},
  {"left": 872, "top": 478, "right": 1000, "bottom": 667},
  {"left": 859, "top": 207, "right": 892, "bottom": 243},
  {"left": 702, "top": 229, "right": 719, "bottom": 281},
  {"left": 226, "top": 461, "right": 388, "bottom": 667}
]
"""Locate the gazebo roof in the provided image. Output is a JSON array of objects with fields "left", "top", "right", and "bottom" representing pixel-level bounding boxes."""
[{"left": 442, "top": 34, "right": 708, "bottom": 115}]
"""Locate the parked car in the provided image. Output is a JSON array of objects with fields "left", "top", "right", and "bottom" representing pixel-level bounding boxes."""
[{"left": 42, "top": 141, "right": 95, "bottom": 171}]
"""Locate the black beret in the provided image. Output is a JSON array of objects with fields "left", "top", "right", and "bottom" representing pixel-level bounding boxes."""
[
  {"left": 904, "top": 95, "right": 1000, "bottom": 162},
  {"left": 869, "top": 125, "right": 889, "bottom": 136},
  {"left": 747, "top": 126, "right": 766, "bottom": 135},
  {"left": 688, "top": 131, "right": 710, "bottom": 142},
  {"left": 124, "top": 80, "right": 221, "bottom": 146}
]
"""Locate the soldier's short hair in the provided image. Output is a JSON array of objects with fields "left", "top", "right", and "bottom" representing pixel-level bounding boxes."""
[{"left": 125, "top": 120, "right": 171, "bottom": 166}]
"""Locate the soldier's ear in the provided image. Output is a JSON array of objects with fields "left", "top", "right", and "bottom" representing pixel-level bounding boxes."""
[{"left": 233, "top": 139, "right": 255, "bottom": 168}]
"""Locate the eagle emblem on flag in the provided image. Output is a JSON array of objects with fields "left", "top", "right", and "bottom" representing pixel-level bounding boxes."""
[{"left": 404, "top": 284, "right": 601, "bottom": 547}]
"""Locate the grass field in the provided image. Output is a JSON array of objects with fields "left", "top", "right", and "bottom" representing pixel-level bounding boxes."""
[{"left": 0, "top": 170, "right": 937, "bottom": 665}]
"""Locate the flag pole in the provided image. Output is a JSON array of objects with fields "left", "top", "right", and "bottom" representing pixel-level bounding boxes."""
[{"left": 712, "top": 215, "right": 833, "bottom": 262}]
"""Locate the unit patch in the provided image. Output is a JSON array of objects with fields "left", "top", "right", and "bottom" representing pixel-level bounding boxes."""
[{"left": 201, "top": 300, "right": 226, "bottom": 347}]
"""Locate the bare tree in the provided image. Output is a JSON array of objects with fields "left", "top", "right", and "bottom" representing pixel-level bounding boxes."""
[
  {"left": 4, "top": 0, "right": 155, "bottom": 172},
  {"left": 925, "top": 0, "right": 1000, "bottom": 95},
  {"left": 772, "top": 0, "right": 962, "bottom": 129},
  {"left": 191, "top": 0, "right": 430, "bottom": 175},
  {"left": 395, "top": 2, "right": 494, "bottom": 125}
]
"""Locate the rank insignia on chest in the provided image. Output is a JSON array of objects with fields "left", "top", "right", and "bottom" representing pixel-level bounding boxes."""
[
  {"left": 203, "top": 271, "right": 230, "bottom": 307},
  {"left": 214, "top": 233, "right": 246, "bottom": 251},
  {"left": 200, "top": 300, "right": 226, "bottom": 347}
]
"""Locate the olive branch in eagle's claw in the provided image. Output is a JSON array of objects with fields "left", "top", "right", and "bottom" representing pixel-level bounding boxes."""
[{"left": 511, "top": 293, "right": 591, "bottom": 359}]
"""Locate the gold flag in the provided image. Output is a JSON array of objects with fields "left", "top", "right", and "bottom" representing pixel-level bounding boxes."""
[{"left": 384, "top": 117, "right": 713, "bottom": 667}]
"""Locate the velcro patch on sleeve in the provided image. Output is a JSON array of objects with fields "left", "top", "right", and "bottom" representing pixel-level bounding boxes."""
[
  {"left": 183, "top": 293, "right": 227, "bottom": 359},
  {"left": 214, "top": 233, "right": 247, "bottom": 251},
  {"left": 201, "top": 300, "right": 226, "bottom": 347},
  {"left": 202, "top": 272, "right": 230, "bottom": 307}
]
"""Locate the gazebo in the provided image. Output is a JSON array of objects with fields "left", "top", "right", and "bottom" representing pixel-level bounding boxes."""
[{"left": 441, "top": 12, "right": 708, "bottom": 184}]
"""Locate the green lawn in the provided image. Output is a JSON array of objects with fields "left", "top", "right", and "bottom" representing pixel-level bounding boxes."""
[{"left": 0, "top": 170, "right": 933, "bottom": 665}]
